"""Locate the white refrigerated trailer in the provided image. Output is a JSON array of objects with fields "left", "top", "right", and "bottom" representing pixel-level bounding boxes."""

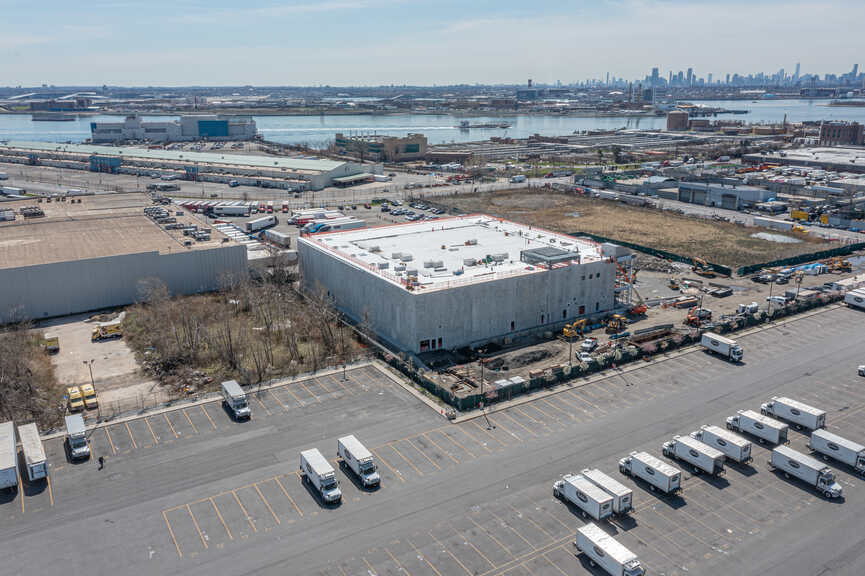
[
  {"left": 619, "top": 451, "right": 681, "bottom": 494},
  {"left": 761, "top": 396, "right": 826, "bottom": 430},
  {"left": 575, "top": 523, "right": 645, "bottom": 576},
  {"left": 727, "top": 409, "right": 789, "bottom": 444},
  {"left": 691, "top": 425, "right": 752, "bottom": 463},
  {"left": 581, "top": 468, "right": 633, "bottom": 515},
  {"left": 809, "top": 429, "right": 865, "bottom": 475}
]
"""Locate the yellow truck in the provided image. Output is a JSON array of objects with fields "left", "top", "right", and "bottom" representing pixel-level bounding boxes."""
[
  {"left": 91, "top": 323, "right": 123, "bottom": 342},
  {"left": 80, "top": 383, "right": 99, "bottom": 410},
  {"left": 67, "top": 386, "right": 85, "bottom": 412},
  {"left": 40, "top": 334, "right": 60, "bottom": 354},
  {"left": 791, "top": 209, "right": 810, "bottom": 222}
]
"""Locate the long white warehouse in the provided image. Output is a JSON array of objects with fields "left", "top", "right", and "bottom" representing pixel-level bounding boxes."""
[{"left": 298, "top": 215, "right": 624, "bottom": 354}]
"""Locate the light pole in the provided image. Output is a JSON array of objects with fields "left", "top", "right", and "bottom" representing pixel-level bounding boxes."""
[
  {"left": 767, "top": 279, "right": 775, "bottom": 315},
  {"left": 83, "top": 359, "right": 99, "bottom": 419}
]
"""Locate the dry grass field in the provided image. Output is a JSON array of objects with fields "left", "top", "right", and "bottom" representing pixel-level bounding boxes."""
[{"left": 439, "top": 189, "right": 830, "bottom": 268}]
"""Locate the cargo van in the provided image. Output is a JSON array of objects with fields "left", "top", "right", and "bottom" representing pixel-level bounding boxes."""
[
  {"left": 221, "top": 380, "right": 251, "bottom": 420},
  {"left": 301, "top": 448, "right": 342, "bottom": 504},
  {"left": 337, "top": 435, "right": 380, "bottom": 488},
  {"left": 65, "top": 414, "right": 90, "bottom": 461}
]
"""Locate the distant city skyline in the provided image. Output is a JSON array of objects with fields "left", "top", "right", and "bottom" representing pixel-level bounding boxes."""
[{"left": 1, "top": 0, "right": 864, "bottom": 86}]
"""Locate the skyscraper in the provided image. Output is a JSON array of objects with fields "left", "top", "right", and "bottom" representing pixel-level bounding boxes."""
[
  {"left": 708, "top": 73, "right": 713, "bottom": 85},
  {"left": 686, "top": 67, "right": 693, "bottom": 86},
  {"left": 794, "top": 62, "right": 801, "bottom": 80},
  {"left": 651, "top": 67, "right": 660, "bottom": 87}
]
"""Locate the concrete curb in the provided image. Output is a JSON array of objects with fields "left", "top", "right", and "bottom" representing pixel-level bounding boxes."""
[
  {"left": 372, "top": 361, "right": 450, "bottom": 419},
  {"left": 42, "top": 361, "right": 375, "bottom": 441},
  {"left": 451, "top": 302, "right": 844, "bottom": 424}
]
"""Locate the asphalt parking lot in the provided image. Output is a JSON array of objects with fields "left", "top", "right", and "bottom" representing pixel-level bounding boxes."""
[{"left": 1, "top": 307, "right": 864, "bottom": 575}]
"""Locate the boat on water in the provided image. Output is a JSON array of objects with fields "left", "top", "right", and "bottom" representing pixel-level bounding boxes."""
[
  {"left": 31, "top": 112, "right": 76, "bottom": 121},
  {"left": 456, "top": 120, "right": 511, "bottom": 129}
]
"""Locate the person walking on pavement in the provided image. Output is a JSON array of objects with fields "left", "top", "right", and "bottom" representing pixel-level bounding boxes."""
[{"left": 98, "top": 456, "right": 104, "bottom": 470}]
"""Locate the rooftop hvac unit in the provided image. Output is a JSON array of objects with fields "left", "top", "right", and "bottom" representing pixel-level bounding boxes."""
[
  {"left": 464, "top": 258, "right": 477, "bottom": 266},
  {"left": 423, "top": 260, "right": 444, "bottom": 268},
  {"left": 394, "top": 264, "right": 406, "bottom": 272},
  {"left": 400, "top": 254, "right": 413, "bottom": 262},
  {"left": 377, "top": 262, "right": 389, "bottom": 270},
  {"left": 406, "top": 269, "right": 418, "bottom": 277},
  {"left": 491, "top": 253, "right": 508, "bottom": 262},
  {"left": 391, "top": 252, "right": 402, "bottom": 259},
  {"left": 465, "top": 239, "right": 478, "bottom": 245},
  {"left": 369, "top": 245, "right": 381, "bottom": 253}
]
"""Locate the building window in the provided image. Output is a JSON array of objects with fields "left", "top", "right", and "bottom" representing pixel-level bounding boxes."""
[
  {"left": 431, "top": 339, "right": 436, "bottom": 350},
  {"left": 420, "top": 340, "right": 430, "bottom": 352},
  {"left": 579, "top": 305, "right": 585, "bottom": 315},
  {"left": 595, "top": 302, "right": 600, "bottom": 311},
  {"left": 510, "top": 321, "right": 515, "bottom": 331},
  {"left": 438, "top": 337, "right": 442, "bottom": 348},
  {"left": 562, "top": 309, "right": 567, "bottom": 319},
  {"left": 541, "top": 314, "right": 544, "bottom": 324}
]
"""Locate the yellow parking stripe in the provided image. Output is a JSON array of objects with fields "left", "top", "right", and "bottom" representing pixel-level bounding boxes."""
[
  {"left": 274, "top": 476, "right": 304, "bottom": 518},
  {"left": 298, "top": 380, "right": 320, "bottom": 402},
  {"left": 104, "top": 427, "right": 117, "bottom": 455},
  {"left": 210, "top": 497, "right": 233, "bottom": 540},
  {"left": 183, "top": 409, "right": 199, "bottom": 434},
  {"left": 163, "top": 511, "right": 182, "bottom": 558},
  {"left": 429, "top": 531, "right": 472, "bottom": 576},
  {"left": 201, "top": 404, "right": 217, "bottom": 429},
  {"left": 233, "top": 490, "right": 257, "bottom": 533},
  {"left": 406, "top": 438, "right": 441, "bottom": 470},
  {"left": 389, "top": 443, "right": 424, "bottom": 476},
  {"left": 187, "top": 504, "right": 208, "bottom": 549},
  {"left": 385, "top": 547, "right": 412, "bottom": 575},
  {"left": 424, "top": 432, "right": 459, "bottom": 464},
  {"left": 125, "top": 422, "right": 138, "bottom": 450},
  {"left": 164, "top": 413, "right": 179, "bottom": 439},
  {"left": 255, "top": 484, "right": 280, "bottom": 525},
  {"left": 371, "top": 448, "right": 404, "bottom": 483},
  {"left": 267, "top": 389, "right": 289, "bottom": 412},
  {"left": 407, "top": 539, "right": 442, "bottom": 576},
  {"left": 145, "top": 418, "right": 159, "bottom": 444},
  {"left": 453, "top": 526, "right": 496, "bottom": 569},
  {"left": 439, "top": 429, "right": 475, "bottom": 459}
]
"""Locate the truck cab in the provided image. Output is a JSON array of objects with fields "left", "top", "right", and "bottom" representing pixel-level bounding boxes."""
[
  {"left": 80, "top": 383, "right": 99, "bottom": 410},
  {"left": 67, "top": 386, "right": 85, "bottom": 412},
  {"left": 221, "top": 380, "right": 251, "bottom": 420},
  {"left": 817, "top": 470, "right": 843, "bottom": 499}
]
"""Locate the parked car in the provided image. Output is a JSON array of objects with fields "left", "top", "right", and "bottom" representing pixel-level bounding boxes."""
[
  {"left": 858, "top": 365, "right": 865, "bottom": 377},
  {"left": 579, "top": 352, "right": 595, "bottom": 364}
]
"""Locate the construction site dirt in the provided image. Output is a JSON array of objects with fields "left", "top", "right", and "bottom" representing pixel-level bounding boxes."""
[{"left": 438, "top": 188, "right": 833, "bottom": 269}]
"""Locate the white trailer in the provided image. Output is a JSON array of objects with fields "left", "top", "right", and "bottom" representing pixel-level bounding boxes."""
[
  {"left": 553, "top": 473, "right": 614, "bottom": 521},
  {"left": 575, "top": 523, "right": 645, "bottom": 576},
  {"left": 65, "top": 414, "right": 90, "bottom": 461},
  {"left": 844, "top": 288, "right": 865, "bottom": 310},
  {"left": 726, "top": 409, "right": 788, "bottom": 444},
  {"left": 0, "top": 421, "right": 17, "bottom": 491},
  {"left": 262, "top": 229, "right": 291, "bottom": 247},
  {"left": 337, "top": 435, "right": 380, "bottom": 488},
  {"left": 619, "top": 451, "right": 681, "bottom": 494},
  {"left": 770, "top": 445, "right": 843, "bottom": 498},
  {"left": 17, "top": 423, "right": 47, "bottom": 482},
  {"left": 662, "top": 434, "right": 725, "bottom": 476},
  {"left": 700, "top": 332, "right": 743, "bottom": 362},
  {"left": 809, "top": 429, "right": 865, "bottom": 475},
  {"left": 691, "top": 425, "right": 752, "bottom": 463},
  {"left": 212, "top": 205, "right": 249, "bottom": 217},
  {"left": 245, "top": 215, "right": 278, "bottom": 232},
  {"left": 300, "top": 448, "right": 342, "bottom": 504},
  {"left": 581, "top": 468, "right": 633, "bottom": 515},
  {"left": 761, "top": 396, "right": 826, "bottom": 430},
  {"left": 221, "top": 380, "right": 251, "bottom": 420}
]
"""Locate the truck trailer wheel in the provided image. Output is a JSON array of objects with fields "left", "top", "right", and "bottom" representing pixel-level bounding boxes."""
[{"left": 824, "top": 491, "right": 833, "bottom": 498}]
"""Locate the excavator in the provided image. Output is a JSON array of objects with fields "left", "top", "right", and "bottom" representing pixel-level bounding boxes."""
[
  {"left": 683, "top": 306, "right": 712, "bottom": 327},
  {"left": 692, "top": 257, "right": 717, "bottom": 278},
  {"left": 823, "top": 257, "right": 852, "bottom": 273},
  {"left": 606, "top": 314, "right": 628, "bottom": 334},
  {"left": 563, "top": 319, "right": 587, "bottom": 339}
]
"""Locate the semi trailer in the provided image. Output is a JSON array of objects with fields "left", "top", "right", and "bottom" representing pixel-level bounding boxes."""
[
  {"left": 761, "top": 396, "right": 826, "bottom": 430},
  {"left": 619, "top": 451, "right": 681, "bottom": 494},
  {"left": 575, "top": 523, "right": 645, "bottom": 576},
  {"left": 770, "top": 445, "right": 843, "bottom": 498},
  {"left": 809, "top": 429, "right": 865, "bottom": 475},
  {"left": 727, "top": 409, "right": 789, "bottom": 444},
  {"left": 662, "top": 435, "right": 725, "bottom": 476},
  {"left": 691, "top": 425, "right": 752, "bottom": 463},
  {"left": 553, "top": 473, "right": 614, "bottom": 521},
  {"left": 581, "top": 468, "right": 633, "bottom": 515}
]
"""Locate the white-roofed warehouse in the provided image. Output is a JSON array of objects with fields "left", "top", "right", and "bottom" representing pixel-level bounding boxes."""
[{"left": 298, "top": 214, "right": 625, "bottom": 354}]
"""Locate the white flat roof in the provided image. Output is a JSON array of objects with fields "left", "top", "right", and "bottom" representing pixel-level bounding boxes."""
[{"left": 299, "top": 214, "right": 605, "bottom": 292}]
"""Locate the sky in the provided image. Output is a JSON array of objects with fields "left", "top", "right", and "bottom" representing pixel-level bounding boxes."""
[{"left": 1, "top": 0, "right": 864, "bottom": 86}]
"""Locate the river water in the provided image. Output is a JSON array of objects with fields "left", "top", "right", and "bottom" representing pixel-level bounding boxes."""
[{"left": 2, "top": 99, "right": 865, "bottom": 148}]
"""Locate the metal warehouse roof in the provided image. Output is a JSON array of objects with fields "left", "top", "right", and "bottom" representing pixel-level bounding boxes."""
[{"left": 2, "top": 141, "right": 347, "bottom": 173}]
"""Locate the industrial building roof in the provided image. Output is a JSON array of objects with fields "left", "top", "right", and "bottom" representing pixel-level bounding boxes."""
[
  {"left": 2, "top": 141, "right": 347, "bottom": 174},
  {"left": 750, "top": 147, "right": 865, "bottom": 170},
  {"left": 299, "top": 214, "right": 605, "bottom": 292},
  {"left": 0, "top": 194, "right": 228, "bottom": 269}
]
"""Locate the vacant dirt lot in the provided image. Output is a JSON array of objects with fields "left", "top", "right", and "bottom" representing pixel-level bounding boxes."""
[{"left": 439, "top": 189, "right": 830, "bottom": 268}]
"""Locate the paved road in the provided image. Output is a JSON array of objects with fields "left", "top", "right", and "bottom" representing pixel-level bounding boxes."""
[{"left": 2, "top": 308, "right": 865, "bottom": 575}]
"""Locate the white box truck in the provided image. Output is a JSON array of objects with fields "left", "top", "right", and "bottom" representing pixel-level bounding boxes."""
[
  {"left": 65, "top": 414, "right": 90, "bottom": 461},
  {"left": 700, "top": 332, "right": 743, "bottom": 362},
  {"left": 844, "top": 288, "right": 865, "bottom": 310},
  {"left": 245, "top": 215, "right": 277, "bottom": 232},
  {"left": 337, "top": 435, "right": 380, "bottom": 488},
  {"left": 221, "top": 380, "right": 251, "bottom": 421},
  {"left": 770, "top": 445, "right": 843, "bottom": 499},
  {"left": 761, "top": 396, "right": 826, "bottom": 430},
  {"left": 581, "top": 468, "right": 633, "bottom": 515},
  {"left": 300, "top": 448, "right": 342, "bottom": 504},
  {"left": 212, "top": 204, "right": 249, "bottom": 217},
  {"left": 809, "top": 429, "right": 865, "bottom": 475},
  {"left": 553, "top": 473, "right": 614, "bottom": 521},
  {"left": 619, "top": 451, "right": 681, "bottom": 494},
  {"left": 575, "top": 523, "right": 645, "bottom": 576},
  {"left": 0, "top": 421, "right": 18, "bottom": 491},
  {"left": 691, "top": 425, "right": 752, "bottom": 463},
  {"left": 726, "top": 409, "right": 788, "bottom": 444},
  {"left": 18, "top": 423, "right": 47, "bottom": 482},
  {"left": 662, "top": 434, "right": 725, "bottom": 476}
]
